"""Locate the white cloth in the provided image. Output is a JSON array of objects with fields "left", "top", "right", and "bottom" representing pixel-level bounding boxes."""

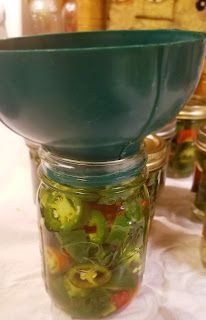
[{"left": 0, "top": 124, "right": 205, "bottom": 320}]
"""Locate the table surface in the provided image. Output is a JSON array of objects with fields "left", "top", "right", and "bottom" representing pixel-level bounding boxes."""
[{"left": 0, "top": 124, "right": 206, "bottom": 320}]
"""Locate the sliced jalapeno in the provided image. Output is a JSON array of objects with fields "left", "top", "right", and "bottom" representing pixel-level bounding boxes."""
[
  {"left": 67, "top": 263, "right": 112, "bottom": 289},
  {"left": 64, "top": 277, "right": 89, "bottom": 298},
  {"left": 41, "top": 192, "right": 82, "bottom": 232},
  {"left": 85, "top": 210, "right": 107, "bottom": 244}
]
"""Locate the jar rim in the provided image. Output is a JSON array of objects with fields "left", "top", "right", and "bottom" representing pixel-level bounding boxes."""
[
  {"left": 39, "top": 147, "right": 147, "bottom": 187},
  {"left": 177, "top": 104, "right": 206, "bottom": 120},
  {"left": 145, "top": 135, "right": 168, "bottom": 172},
  {"left": 39, "top": 146, "right": 145, "bottom": 168}
]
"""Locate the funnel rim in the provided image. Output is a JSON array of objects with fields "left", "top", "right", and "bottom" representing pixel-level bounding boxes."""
[{"left": 0, "top": 29, "right": 205, "bottom": 53}]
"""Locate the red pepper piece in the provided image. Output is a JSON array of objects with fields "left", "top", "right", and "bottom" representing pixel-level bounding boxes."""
[
  {"left": 111, "top": 290, "right": 134, "bottom": 310},
  {"left": 89, "top": 203, "right": 123, "bottom": 226},
  {"left": 177, "top": 129, "right": 197, "bottom": 144}
]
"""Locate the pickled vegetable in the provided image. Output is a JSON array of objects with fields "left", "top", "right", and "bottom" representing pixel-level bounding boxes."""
[
  {"left": 40, "top": 192, "right": 83, "bottom": 231},
  {"left": 38, "top": 177, "right": 149, "bottom": 318},
  {"left": 66, "top": 263, "right": 112, "bottom": 289},
  {"left": 167, "top": 120, "right": 198, "bottom": 178}
]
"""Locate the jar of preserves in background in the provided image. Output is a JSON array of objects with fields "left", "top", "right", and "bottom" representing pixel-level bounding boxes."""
[
  {"left": 167, "top": 104, "right": 206, "bottom": 179},
  {"left": 24, "top": 0, "right": 106, "bottom": 35},
  {"left": 61, "top": 0, "right": 77, "bottom": 32},
  {"left": 27, "top": 0, "right": 62, "bottom": 34},
  {"left": 38, "top": 148, "right": 150, "bottom": 319}
]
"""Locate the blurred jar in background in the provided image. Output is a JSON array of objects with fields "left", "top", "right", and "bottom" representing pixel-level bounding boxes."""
[
  {"left": 145, "top": 135, "right": 168, "bottom": 220},
  {"left": 192, "top": 124, "right": 206, "bottom": 221},
  {"left": 61, "top": 0, "right": 77, "bottom": 32},
  {"left": 28, "top": 0, "right": 62, "bottom": 34},
  {"left": 25, "top": 0, "right": 106, "bottom": 35},
  {"left": 167, "top": 104, "right": 206, "bottom": 179}
]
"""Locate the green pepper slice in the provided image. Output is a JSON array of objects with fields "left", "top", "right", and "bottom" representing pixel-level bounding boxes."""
[
  {"left": 41, "top": 192, "right": 82, "bottom": 232},
  {"left": 85, "top": 210, "right": 107, "bottom": 244},
  {"left": 67, "top": 263, "right": 112, "bottom": 289},
  {"left": 64, "top": 277, "right": 89, "bottom": 298}
]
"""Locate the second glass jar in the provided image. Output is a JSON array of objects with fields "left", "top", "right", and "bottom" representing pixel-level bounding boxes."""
[{"left": 167, "top": 103, "right": 206, "bottom": 178}]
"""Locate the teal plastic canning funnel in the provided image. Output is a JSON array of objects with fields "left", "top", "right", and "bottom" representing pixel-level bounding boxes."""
[{"left": 0, "top": 29, "right": 205, "bottom": 160}]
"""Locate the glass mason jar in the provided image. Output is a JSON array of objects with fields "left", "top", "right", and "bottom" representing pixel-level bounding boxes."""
[
  {"left": 192, "top": 124, "right": 206, "bottom": 221},
  {"left": 28, "top": 0, "right": 63, "bottom": 35},
  {"left": 61, "top": 0, "right": 78, "bottom": 32},
  {"left": 144, "top": 135, "right": 168, "bottom": 219},
  {"left": 167, "top": 104, "right": 206, "bottom": 178},
  {"left": 37, "top": 148, "right": 150, "bottom": 319},
  {"left": 25, "top": 140, "right": 41, "bottom": 202}
]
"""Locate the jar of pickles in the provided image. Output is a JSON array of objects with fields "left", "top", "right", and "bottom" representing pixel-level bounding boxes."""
[
  {"left": 25, "top": 140, "right": 41, "bottom": 202},
  {"left": 144, "top": 135, "right": 168, "bottom": 219},
  {"left": 167, "top": 104, "right": 206, "bottom": 178},
  {"left": 37, "top": 148, "right": 150, "bottom": 319},
  {"left": 192, "top": 124, "right": 206, "bottom": 221}
]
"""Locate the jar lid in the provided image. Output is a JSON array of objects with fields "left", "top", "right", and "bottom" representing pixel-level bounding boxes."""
[
  {"left": 196, "top": 124, "right": 206, "bottom": 153},
  {"left": 155, "top": 118, "right": 177, "bottom": 141},
  {"left": 177, "top": 103, "right": 206, "bottom": 120},
  {"left": 144, "top": 135, "right": 168, "bottom": 172}
]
